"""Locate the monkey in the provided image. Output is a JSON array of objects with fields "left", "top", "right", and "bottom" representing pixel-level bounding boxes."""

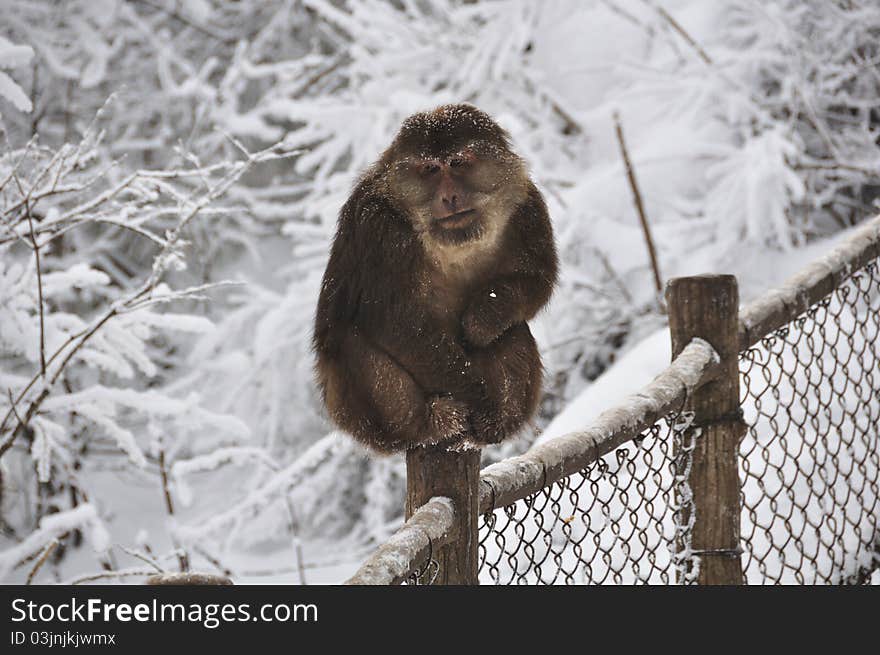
[{"left": 313, "top": 104, "right": 558, "bottom": 454}]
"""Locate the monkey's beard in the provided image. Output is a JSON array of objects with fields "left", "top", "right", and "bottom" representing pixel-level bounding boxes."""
[
  {"left": 412, "top": 183, "right": 525, "bottom": 267},
  {"left": 418, "top": 190, "right": 504, "bottom": 247},
  {"left": 428, "top": 209, "right": 484, "bottom": 245}
]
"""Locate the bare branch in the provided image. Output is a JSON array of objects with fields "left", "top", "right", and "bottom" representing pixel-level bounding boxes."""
[
  {"left": 68, "top": 569, "right": 153, "bottom": 585},
  {"left": 643, "top": 0, "right": 713, "bottom": 65},
  {"left": 158, "top": 445, "right": 189, "bottom": 573},
  {"left": 191, "top": 545, "right": 234, "bottom": 578},
  {"left": 613, "top": 110, "right": 664, "bottom": 298},
  {"left": 24, "top": 202, "right": 46, "bottom": 378},
  {"left": 116, "top": 545, "right": 164, "bottom": 573},
  {"left": 26, "top": 538, "right": 59, "bottom": 584}
]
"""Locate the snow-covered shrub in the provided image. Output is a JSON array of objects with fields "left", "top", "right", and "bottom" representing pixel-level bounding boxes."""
[{"left": 0, "top": 107, "right": 295, "bottom": 581}]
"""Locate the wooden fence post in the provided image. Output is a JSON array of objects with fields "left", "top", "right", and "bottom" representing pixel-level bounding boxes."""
[
  {"left": 666, "top": 274, "right": 746, "bottom": 585},
  {"left": 405, "top": 445, "right": 480, "bottom": 585}
]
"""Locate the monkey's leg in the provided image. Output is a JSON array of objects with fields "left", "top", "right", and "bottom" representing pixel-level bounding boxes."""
[
  {"left": 321, "top": 333, "right": 470, "bottom": 453},
  {"left": 466, "top": 322, "right": 542, "bottom": 445}
]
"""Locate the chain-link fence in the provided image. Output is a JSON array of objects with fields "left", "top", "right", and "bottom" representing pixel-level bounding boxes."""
[
  {"left": 477, "top": 410, "right": 697, "bottom": 584},
  {"left": 739, "top": 258, "right": 880, "bottom": 584},
  {"left": 347, "top": 216, "right": 880, "bottom": 586}
]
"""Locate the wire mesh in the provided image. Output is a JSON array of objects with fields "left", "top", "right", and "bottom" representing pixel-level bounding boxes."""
[
  {"left": 476, "top": 410, "right": 698, "bottom": 584},
  {"left": 739, "top": 258, "right": 880, "bottom": 584},
  {"left": 406, "top": 555, "right": 441, "bottom": 585}
]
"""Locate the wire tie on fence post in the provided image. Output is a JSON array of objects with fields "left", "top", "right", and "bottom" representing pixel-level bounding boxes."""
[
  {"left": 690, "top": 546, "right": 744, "bottom": 559},
  {"left": 695, "top": 408, "right": 745, "bottom": 428}
]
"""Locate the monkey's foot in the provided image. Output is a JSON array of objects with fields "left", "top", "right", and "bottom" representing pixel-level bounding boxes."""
[
  {"left": 426, "top": 396, "right": 471, "bottom": 445},
  {"left": 468, "top": 410, "right": 511, "bottom": 445},
  {"left": 444, "top": 438, "right": 481, "bottom": 453}
]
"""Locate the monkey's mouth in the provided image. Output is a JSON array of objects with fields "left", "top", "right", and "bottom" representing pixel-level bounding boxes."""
[{"left": 433, "top": 209, "right": 477, "bottom": 230}]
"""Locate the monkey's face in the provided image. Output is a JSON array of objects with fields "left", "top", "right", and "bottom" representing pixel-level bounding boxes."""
[{"left": 386, "top": 142, "right": 526, "bottom": 247}]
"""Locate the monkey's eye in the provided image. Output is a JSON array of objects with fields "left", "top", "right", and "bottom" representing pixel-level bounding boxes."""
[
  {"left": 418, "top": 162, "right": 440, "bottom": 176},
  {"left": 449, "top": 150, "right": 475, "bottom": 168}
]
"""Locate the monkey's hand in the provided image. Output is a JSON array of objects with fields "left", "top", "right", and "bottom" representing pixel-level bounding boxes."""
[
  {"left": 426, "top": 395, "right": 471, "bottom": 446},
  {"left": 463, "top": 270, "right": 556, "bottom": 349},
  {"left": 461, "top": 291, "right": 512, "bottom": 348}
]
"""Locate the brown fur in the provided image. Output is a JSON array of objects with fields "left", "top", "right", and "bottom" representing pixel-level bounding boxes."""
[{"left": 313, "top": 104, "right": 558, "bottom": 453}]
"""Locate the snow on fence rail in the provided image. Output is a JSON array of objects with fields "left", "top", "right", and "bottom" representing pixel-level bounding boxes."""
[{"left": 346, "top": 214, "right": 880, "bottom": 585}]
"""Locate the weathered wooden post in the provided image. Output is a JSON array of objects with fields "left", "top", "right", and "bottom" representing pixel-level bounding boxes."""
[
  {"left": 405, "top": 446, "right": 480, "bottom": 585},
  {"left": 666, "top": 274, "right": 746, "bottom": 585}
]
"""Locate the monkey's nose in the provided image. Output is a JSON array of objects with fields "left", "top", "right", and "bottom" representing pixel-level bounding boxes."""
[{"left": 442, "top": 194, "right": 459, "bottom": 211}]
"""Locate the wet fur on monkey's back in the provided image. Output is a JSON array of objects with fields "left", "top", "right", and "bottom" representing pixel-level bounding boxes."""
[{"left": 313, "top": 106, "right": 558, "bottom": 453}]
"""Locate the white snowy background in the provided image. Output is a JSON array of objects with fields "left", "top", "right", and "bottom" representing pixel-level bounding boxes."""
[{"left": 1, "top": 0, "right": 878, "bottom": 584}]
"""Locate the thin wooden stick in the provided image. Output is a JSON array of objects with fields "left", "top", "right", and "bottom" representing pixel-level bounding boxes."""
[
  {"left": 69, "top": 569, "right": 152, "bottom": 585},
  {"left": 283, "top": 498, "right": 308, "bottom": 585},
  {"left": 26, "top": 538, "right": 59, "bottom": 584},
  {"left": 647, "top": 1, "right": 713, "bottom": 65},
  {"left": 158, "top": 446, "right": 189, "bottom": 572},
  {"left": 24, "top": 202, "right": 46, "bottom": 378},
  {"left": 116, "top": 545, "right": 164, "bottom": 573},
  {"left": 613, "top": 111, "right": 664, "bottom": 297},
  {"left": 192, "top": 545, "right": 234, "bottom": 578}
]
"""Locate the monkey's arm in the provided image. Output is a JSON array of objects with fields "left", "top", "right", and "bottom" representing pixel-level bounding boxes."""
[
  {"left": 462, "top": 275, "right": 552, "bottom": 348},
  {"left": 462, "top": 185, "right": 558, "bottom": 348}
]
